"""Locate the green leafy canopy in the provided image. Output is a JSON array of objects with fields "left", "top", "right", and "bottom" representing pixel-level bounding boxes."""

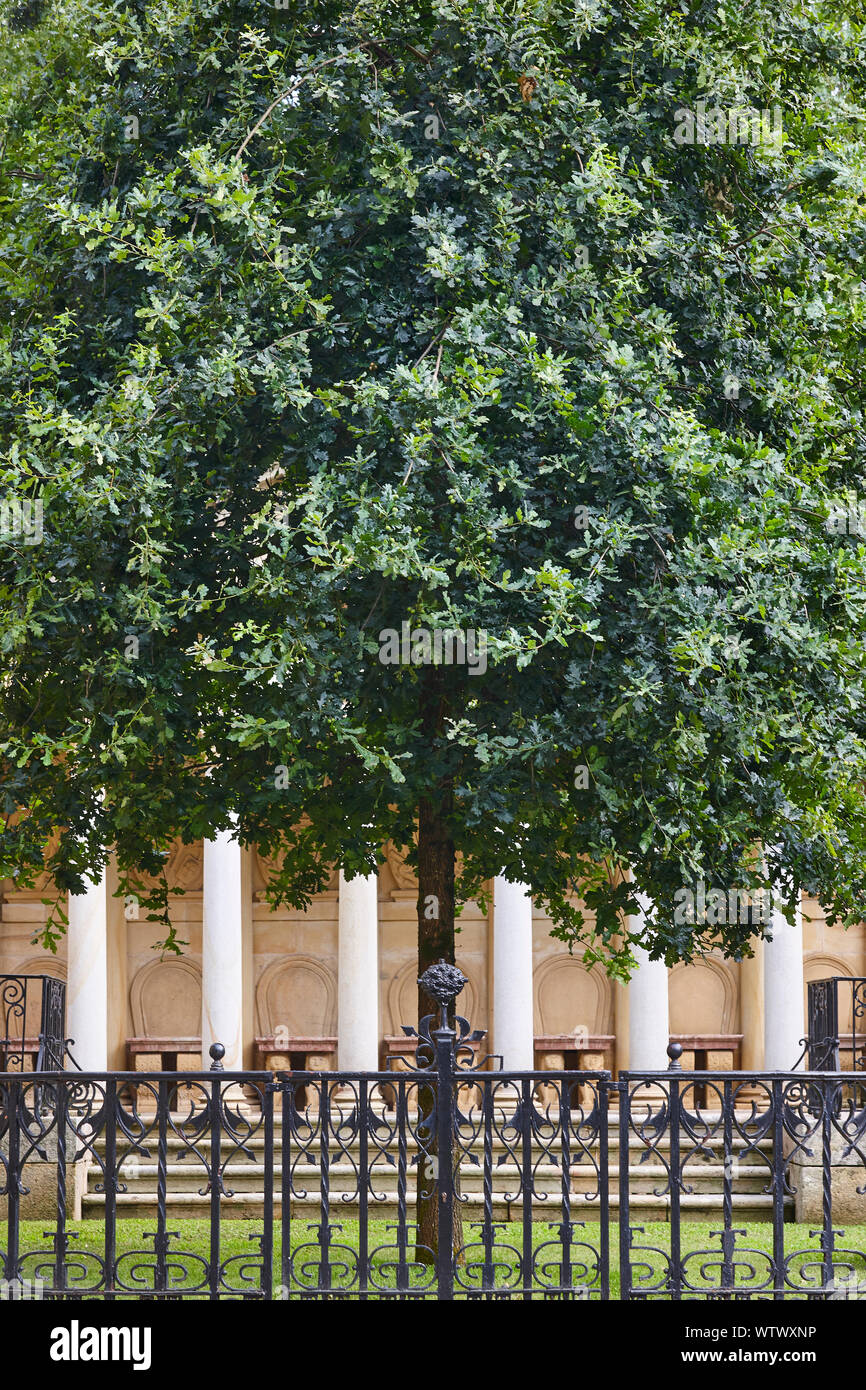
[{"left": 2, "top": 0, "right": 866, "bottom": 972}]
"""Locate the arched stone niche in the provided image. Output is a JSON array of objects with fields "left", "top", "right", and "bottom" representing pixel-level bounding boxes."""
[
  {"left": 533, "top": 955, "right": 612, "bottom": 1036},
  {"left": 129, "top": 958, "right": 202, "bottom": 1037},
  {"left": 385, "top": 960, "right": 479, "bottom": 1035},
  {"left": 668, "top": 957, "right": 736, "bottom": 1034},
  {"left": 255, "top": 956, "right": 337, "bottom": 1036}
]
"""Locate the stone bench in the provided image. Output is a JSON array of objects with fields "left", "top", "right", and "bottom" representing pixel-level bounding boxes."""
[
  {"left": 668, "top": 1034, "right": 744, "bottom": 1108},
  {"left": 255, "top": 1036, "right": 337, "bottom": 1111},
  {"left": 254, "top": 1035, "right": 337, "bottom": 1073},
  {"left": 0, "top": 1036, "right": 40, "bottom": 1070},
  {"left": 670, "top": 1033, "right": 743, "bottom": 1072},
  {"left": 126, "top": 1036, "right": 202, "bottom": 1072},
  {"left": 534, "top": 1035, "right": 615, "bottom": 1108}
]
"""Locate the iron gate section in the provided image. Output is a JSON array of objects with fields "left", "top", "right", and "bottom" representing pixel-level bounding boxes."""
[
  {"left": 807, "top": 977, "right": 866, "bottom": 1106},
  {"left": 620, "top": 1061, "right": 866, "bottom": 1300},
  {"left": 0, "top": 966, "right": 611, "bottom": 1300},
  {"left": 0, "top": 1064, "right": 276, "bottom": 1300},
  {"left": 0, "top": 974, "right": 67, "bottom": 1074},
  {"left": 276, "top": 961, "right": 610, "bottom": 1299}
]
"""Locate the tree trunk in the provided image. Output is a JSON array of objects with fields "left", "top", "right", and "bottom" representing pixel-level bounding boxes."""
[{"left": 414, "top": 794, "right": 463, "bottom": 1265}]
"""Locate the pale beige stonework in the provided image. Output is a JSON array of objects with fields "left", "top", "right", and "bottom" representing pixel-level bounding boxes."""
[
  {"left": 1, "top": 839, "right": 864, "bottom": 1075},
  {"left": 788, "top": 1129, "right": 866, "bottom": 1224}
]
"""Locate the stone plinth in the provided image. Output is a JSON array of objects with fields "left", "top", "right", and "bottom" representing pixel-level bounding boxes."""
[
  {"left": 0, "top": 1116, "right": 87, "bottom": 1223},
  {"left": 789, "top": 1129, "right": 866, "bottom": 1223}
]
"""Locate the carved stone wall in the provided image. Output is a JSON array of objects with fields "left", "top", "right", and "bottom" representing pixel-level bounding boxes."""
[
  {"left": 668, "top": 956, "right": 737, "bottom": 1034},
  {"left": 532, "top": 954, "right": 612, "bottom": 1036},
  {"left": 129, "top": 958, "right": 202, "bottom": 1037},
  {"left": 255, "top": 956, "right": 337, "bottom": 1036}
]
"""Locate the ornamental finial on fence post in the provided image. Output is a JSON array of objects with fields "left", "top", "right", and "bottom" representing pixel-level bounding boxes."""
[{"left": 418, "top": 960, "right": 468, "bottom": 1031}]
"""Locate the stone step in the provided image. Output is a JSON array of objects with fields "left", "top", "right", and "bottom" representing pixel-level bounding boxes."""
[
  {"left": 80, "top": 1188, "right": 788, "bottom": 1222},
  {"left": 89, "top": 1156, "right": 778, "bottom": 1189},
  {"left": 89, "top": 1129, "right": 775, "bottom": 1160},
  {"left": 83, "top": 1160, "right": 776, "bottom": 1196}
]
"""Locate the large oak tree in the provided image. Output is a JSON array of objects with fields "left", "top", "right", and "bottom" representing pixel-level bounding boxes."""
[{"left": 2, "top": 0, "right": 866, "bottom": 1028}]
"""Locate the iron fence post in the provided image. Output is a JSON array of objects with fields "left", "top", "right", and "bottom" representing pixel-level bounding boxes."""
[
  {"left": 598, "top": 1078, "right": 611, "bottom": 1302},
  {"left": 418, "top": 961, "right": 467, "bottom": 1301},
  {"left": 434, "top": 1019, "right": 455, "bottom": 1300},
  {"left": 667, "top": 1047, "right": 682, "bottom": 1300}
]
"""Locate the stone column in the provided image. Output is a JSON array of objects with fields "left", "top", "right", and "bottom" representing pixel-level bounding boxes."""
[
  {"left": 493, "top": 877, "right": 535, "bottom": 1071},
  {"left": 739, "top": 938, "right": 765, "bottom": 1072},
  {"left": 106, "top": 856, "right": 129, "bottom": 1072},
  {"left": 202, "top": 829, "right": 245, "bottom": 1071},
  {"left": 337, "top": 869, "right": 379, "bottom": 1071},
  {"left": 627, "top": 894, "right": 669, "bottom": 1071},
  {"left": 614, "top": 975, "right": 630, "bottom": 1075},
  {"left": 67, "top": 868, "right": 109, "bottom": 1071},
  {"left": 764, "top": 887, "right": 804, "bottom": 1071}
]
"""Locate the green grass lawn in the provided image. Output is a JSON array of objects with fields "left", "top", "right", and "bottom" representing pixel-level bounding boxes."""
[{"left": 4, "top": 1220, "right": 866, "bottom": 1298}]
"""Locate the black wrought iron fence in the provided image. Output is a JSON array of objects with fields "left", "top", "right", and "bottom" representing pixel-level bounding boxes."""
[
  {"left": 2, "top": 966, "right": 866, "bottom": 1301},
  {"left": 620, "top": 1051, "right": 866, "bottom": 1300},
  {"left": 0, "top": 964, "right": 609, "bottom": 1301}
]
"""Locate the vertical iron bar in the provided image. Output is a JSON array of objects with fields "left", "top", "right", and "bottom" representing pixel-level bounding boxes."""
[
  {"left": 560, "top": 1076, "right": 572, "bottom": 1297},
  {"left": 104, "top": 1079, "right": 116, "bottom": 1299},
  {"left": 6, "top": 1081, "right": 20, "bottom": 1289},
  {"left": 209, "top": 1077, "right": 222, "bottom": 1299},
  {"left": 772, "top": 1078, "right": 785, "bottom": 1299},
  {"left": 155, "top": 1077, "right": 168, "bottom": 1295},
  {"left": 481, "top": 1076, "right": 494, "bottom": 1297},
  {"left": 434, "top": 1025, "right": 455, "bottom": 1301},
  {"left": 619, "top": 1078, "right": 631, "bottom": 1300},
  {"left": 280, "top": 1081, "right": 291, "bottom": 1299},
  {"left": 396, "top": 1078, "right": 409, "bottom": 1296},
  {"left": 821, "top": 1077, "right": 834, "bottom": 1294},
  {"left": 521, "top": 1076, "right": 533, "bottom": 1300},
  {"left": 53, "top": 1080, "right": 68, "bottom": 1296},
  {"left": 669, "top": 1076, "right": 682, "bottom": 1300},
  {"left": 358, "top": 1077, "right": 369, "bottom": 1300},
  {"left": 720, "top": 1078, "right": 733, "bottom": 1297},
  {"left": 318, "top": 1077, "right": 331, "bottom": 1297},
  {"left": 262, "top": 1084, "right": 274, "bottom": 1301},
  {"left": 599, "top": 1079, "right": 610, "bottom": 1302}
]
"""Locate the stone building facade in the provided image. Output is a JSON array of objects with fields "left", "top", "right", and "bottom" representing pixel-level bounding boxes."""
[{"left": 1, "top": 834, "right": 863, "bottom": 1078}]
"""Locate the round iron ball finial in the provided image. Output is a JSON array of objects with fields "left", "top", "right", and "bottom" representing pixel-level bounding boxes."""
[
  {"left": 418, "top": 960, "right": 468, "bottom": 1008},
  {"left": 209, "top": 1042, "right": 226, "bottom": 1071},
  {"left": 667, "top": 1041, "right": 683, "bottom": 1071}
]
